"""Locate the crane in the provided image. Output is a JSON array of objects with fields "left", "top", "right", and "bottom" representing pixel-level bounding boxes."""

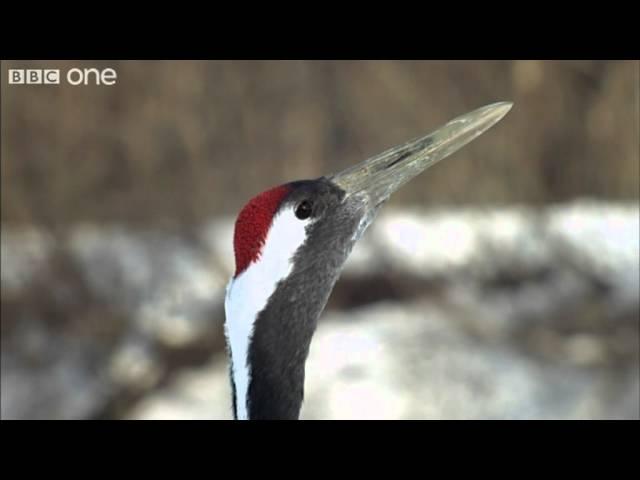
[{"left": 224, "top": 102, "right": 513, "bottom": 420}]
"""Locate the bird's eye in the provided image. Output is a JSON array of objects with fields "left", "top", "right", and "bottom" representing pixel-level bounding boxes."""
[{"left": 295, "top": 200, "right": 313, "bottom": 220}]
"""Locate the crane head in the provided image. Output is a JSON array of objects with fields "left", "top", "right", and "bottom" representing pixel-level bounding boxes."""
[{"left": 224, "top": 102, "right": 513, "bottom": 420}]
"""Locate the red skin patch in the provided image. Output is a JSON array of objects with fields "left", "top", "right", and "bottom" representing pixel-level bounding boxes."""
[{"left": 233, "top": 184, "right": 292, "bottom": 276}]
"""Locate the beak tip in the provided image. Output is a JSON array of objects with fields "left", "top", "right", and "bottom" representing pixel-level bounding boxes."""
[
  {"left": 474, "top": 101, "right": 513, "bottom": 132},
  {"left": 493, "top": 101, "right": 514, "bottom": 119}
]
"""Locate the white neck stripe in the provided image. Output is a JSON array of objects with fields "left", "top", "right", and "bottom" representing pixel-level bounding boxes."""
[{"left": 224, "top": 207, "right": 311, "bottom": 420}]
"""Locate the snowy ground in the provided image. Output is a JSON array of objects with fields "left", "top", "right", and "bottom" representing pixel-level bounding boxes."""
[{"left": 2, "top": 201, "right": 638, "bottom": 419}]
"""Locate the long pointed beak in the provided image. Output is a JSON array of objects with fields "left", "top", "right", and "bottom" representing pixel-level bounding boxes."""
[{"left": 329, "top": 102, "right": 513, "bottom": 206}]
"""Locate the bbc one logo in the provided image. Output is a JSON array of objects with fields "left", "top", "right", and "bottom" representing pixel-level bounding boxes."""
[{"left": 9, "top": 68, "right": 117, "bottom": 86}]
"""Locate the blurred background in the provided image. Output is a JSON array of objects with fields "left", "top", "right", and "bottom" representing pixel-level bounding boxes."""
[{"left": 1, "top": 60, "right": 638, "bottom": 419}]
